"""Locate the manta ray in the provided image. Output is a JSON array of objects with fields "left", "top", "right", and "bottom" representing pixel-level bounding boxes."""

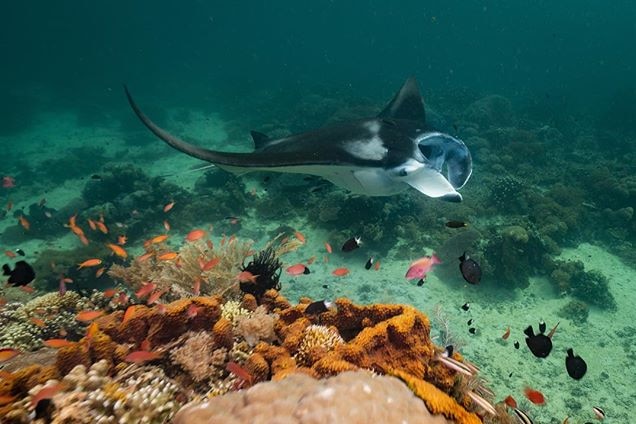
[{"left": 125, "top": 77, "right": 472, "bottom": 201}]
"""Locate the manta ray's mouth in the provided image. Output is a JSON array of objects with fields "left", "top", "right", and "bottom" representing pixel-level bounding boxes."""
[{"left": 416, "top": 132, "right": 473, "bottom": 190}]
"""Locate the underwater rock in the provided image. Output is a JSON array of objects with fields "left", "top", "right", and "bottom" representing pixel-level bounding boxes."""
[
  {"left": 558, "top": 300, "right": 590, "bottom": 324},
  {"left": 173, "top": 371, "right": 465, "bottom": 424},
  {"left": 547, "top": 259, "right": 616, "bottom": 310},
  {"left": 463, "top": 95, "right": 514, "bottom": 129}
]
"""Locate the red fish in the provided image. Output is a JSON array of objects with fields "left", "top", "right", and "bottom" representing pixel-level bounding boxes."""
[
  {"left": 405, "top": 254, "right": 441, "bottom": 280},
  {"left": 121, "top": 305, "right": 136, "bottom": 325},
  {"left": 286, "top": 263, "right": 308, "bottom": 276},
  {"left": 294, "top": 231, "right": 306, "bottom": 243},
  {"left": 75, "top": 310, "right": 104, "bottom": 322},
  {"left": 186, "top": 304, "right": 200, "bottom": 318},
  {"left": 30, "top": 383, "right": 64, "bottom": 408},
  {"left": 4, "top": 250, "right": 16, "bottom": 258},
  {"left": 135, "top": 282, "right": 156, "bottom": 299},
  {"left": 147, "top": 289, "right": 167, "bottom": 305},
  {"left": 2, "top": 176, "right": 15, "bottom": 188},
  {"left": 332, "top": 267, "right": 350, "bottom": 277},
  {"left": 502, "top": 327, "right": 511, "bottom": 340},
  {"left": 0, "top": 348, "right": 20, "bottom": 362},
  {"left": 524, "top": 387, "right": 545, "bottom": 405},
  {"left": 236, "top": 271, "right": 258, "bottom": 283},
  {"left": 43, "top": 339, "right": 74, "bottom": 348},
  {"left": 324, "top": 242, "right": 333, "bottom": 253},
  {"left": 186, "top": 229, "right": 207, "bottom": 242},
  {"left": 125, "top": 350, "right": 161, "bottom": 364},
  {"left": 199, "top": 257, "right": 220, "bottom": 271},
  {"left": 503, "top": 395, "right": 517, "bottom": 408},
  {"left": 192, "top": 278, "right": 201, "bottom": 296},
  {"left": 163, "top": 201, "right": 175, "bottom": 212},
  {"left": 226, "top": 361, "right": 254, "bottom": 388}
]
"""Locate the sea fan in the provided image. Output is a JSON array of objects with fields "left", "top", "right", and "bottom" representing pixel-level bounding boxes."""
[{"left": 239, "top": 246, "right": 282, "bottom": 299}]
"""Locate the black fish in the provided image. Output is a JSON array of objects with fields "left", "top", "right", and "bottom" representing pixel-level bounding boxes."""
[
  {"left": 514, "top": 341, "right": 520, "bottom": 349},
  {"left": 2, "top": 260, "right": 36, "bottom": 287},
  {"left": 416, "top": 279, "right": 425, "bottom": 287},
  {"left": 304, "top": 300, "right": 332, "bottom": 315},
  {"left": 444, "top": 345, "right": 454, "bottom": 357},
  {"left": 565, "top": 348, "right": 587, "bottom": 380},
  {"left": 524, "top": 324, "right": 552, "bottom": 358},
  {"left": 365, "top": 257, "right": 374, "bottom": 270},
  {"left": 467, "top": 319, "right": 473, "bottom": 326},
  {"left": 468, "top": 327, "right": 476, "bottom": 334},
  {"left": 458, "top": 252, "right": 481, "bottom": 284},
  {"left": 321, "top": 284, "right": 328, "bottom": 289},
  {"left": 303, "top": 267, "right": 311, "bottom": 275},
  {"left": 461, "top": 302, "right": 470, "bottom": 311},
  {"left": 15, "top": 248, "right": 25, "bottom": 256},
  {"left": 445, "top": 220, "right": 467, "bottom": 228},
  {"left": 539, "top": 320, "right": 546, "bottom": 333},
  {"left": 341, "top": 237, "right": 361, "bottom": 252}
]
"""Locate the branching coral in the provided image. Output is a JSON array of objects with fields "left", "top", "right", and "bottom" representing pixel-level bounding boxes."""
[
  {"left": 294, "top": 325, "right": 344, "bottom": 367},
  {"left": 108, "top": 237, "right": 254, "bottom": 300}
]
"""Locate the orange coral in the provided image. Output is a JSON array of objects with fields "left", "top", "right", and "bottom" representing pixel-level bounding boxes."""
[
  {"left": 243, "top": 353, "right": 269, "bottom": 383},
  {"left": 391, "top": 369, "right": 482, "bottom": 424},
  {"left": 241, "top": 293, "right": 258, "bottom": 311},
  {"left": 212, "top": 318, "right": 234, "bottom": 349}
]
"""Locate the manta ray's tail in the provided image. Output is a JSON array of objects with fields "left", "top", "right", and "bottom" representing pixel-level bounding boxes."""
[{"left": 416, "top": 133, "right": 473, "bottom": 190}]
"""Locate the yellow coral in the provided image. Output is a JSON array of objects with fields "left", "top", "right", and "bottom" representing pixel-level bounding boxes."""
[{"left": 391, "top": 369, "right": 482, "bottom": 424}]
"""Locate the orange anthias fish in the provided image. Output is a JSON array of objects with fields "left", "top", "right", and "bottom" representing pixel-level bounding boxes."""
[
  {"left": 163, "top": 220, "right": 171, "bottom": 231},
  {"left": 43, "top": 339, "right": 74, "bottom": 348},
  {"left": 95, "top": 267, "right": 107, "bottom": 278},
  {"left": 75, "top": 310, "right": 104, "bottom": 322},
  {"left": 236, "top": 271, "right": 258, "bottom": 283},
  {"left": 106, "top": 243, "right": 127, "bottom": 259},
  {"left": 150, "top": 234, "right": 169, "bottom": 244},
  {"left": 186, "top": 304, "right": 200, "bottom": 318},
  {"left": 163, "top": 201, "right": 175, "bottom": 213},
  {"left": 286, "top": 264, "right": 308, "bottom": 276},
  {"left": 87, "top": 218, "right": 97, "bottom": 231},
  {"left": 0, "top": 348, "right": 20, "bottom": 362},
  {"left": 4, "top": 250, "right": 17, "bottom": 258},
  {"left": 29, "top": 317, "right": 46, "bottom": 328},
  {"left": 117, "top": 235, "right": 127, "bottom": 245},
  {"left": 294, "top": 231, "right": 306, "bottom": 243},
  {"left": 524, "top": 387, "right": 545, "bottom": 405},
  {"left": 121, "top": 305, "right": 136, "bottom": 325},
  {"left": 18, "top": 215, "right": 30, "bottom": 231},
  {"left": 185, "top": 229, "right": 207, "bottom": 242},
  {"left": 135, "top": 282, "right": 157, "bottom": 299},
  {"left": 503, "top": 395, "right": 517, "bottom": 408},
  {"left": 192, "top": 278, "right": 201, "bottom": 296},
  {"left": 332, "top": 267, "right": 350, "bottom": 277},
  {"left": 77, "top": 258, "right": 102, "bottom": 269},
  {"left": 147, "top": 289, "right": 167, "bottom": 305},
  {"left": 125, "top": 350, "right": 161, "bottom": 364},
  {"left": 103, "top": 288, "right": 117, "bottom": 298},
  {"left": 95, "top": 220, "right": 108, "bottom": 234},
  {"left": 502, "top": 327, "right": 511, "bottom": 340},
  {"left": 30, "top": 383, "right": 65, "bottom": 408},
  {"left": 199, "top": 257, "right": 220, "bottom": 271},
  {"left": 324, "top": 242, "right": 333, "bottom": 254},
  {"left": 157, "top": 252, "right": 178, "bottom": 261}
]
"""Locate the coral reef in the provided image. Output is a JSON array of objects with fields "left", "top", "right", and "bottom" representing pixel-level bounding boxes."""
[
  {"left": 547, "top": 259, "right": 616, "bottom": 310},
  {"left": 0, "top": 292, "right": 508, "bottom": 423}
]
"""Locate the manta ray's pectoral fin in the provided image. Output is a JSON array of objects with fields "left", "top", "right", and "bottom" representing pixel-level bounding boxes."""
[
  {"left": 403, "top": 167, "right": 462, "bottom": 202},
  {"left": 378, "top": 77, "right": 426, "bottom": 123}
]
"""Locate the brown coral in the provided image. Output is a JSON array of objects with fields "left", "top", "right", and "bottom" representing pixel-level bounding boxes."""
[{"left": 212, "top": 318, "right": 234, "bottom": 349}]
